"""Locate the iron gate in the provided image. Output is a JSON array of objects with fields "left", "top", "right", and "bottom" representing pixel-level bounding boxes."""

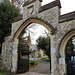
[
  {"left": 17, "top": 43, "right": 29, "bottom": 73},
  {"left": 66, "top": 52, "right": 75, "bottom": 75}
]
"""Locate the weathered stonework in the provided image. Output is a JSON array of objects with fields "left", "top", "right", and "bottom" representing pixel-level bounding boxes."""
[
  {"left": 0, "top": 0, "right": 75, "bottom": 75},
  {"left": 0, "top": 36, "right": 13, "bottom": 73}
]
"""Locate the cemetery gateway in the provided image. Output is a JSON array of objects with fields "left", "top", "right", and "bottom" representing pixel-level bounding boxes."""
[{"left": 0, "top": 0, "right": 75, "bottom": 75}]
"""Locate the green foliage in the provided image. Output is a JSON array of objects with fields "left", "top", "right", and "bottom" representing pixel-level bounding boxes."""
[
  {"left": 0, "top": 72, "right": 7, "bottom": 75},
  {"left": 0, "top": 0, "right": 20, "bottom": 43},
  {"left": 65, "top": 37, "right": 74, "bottom": 54},
  {"left": 36, "top": 36, "right": 50, "bottom": 58},
  {"left": 41, "top": 58, "right": 50, "bottom": 61},
  {"left": 65, "top": 36, "right": 74, "bottom": 62},
  {"left": 38, "top": 53, "right": 41, "bottom": 57},
  {"left": 29, "top": 60, "right": 37, "bottom": 65},
  {"left": 36, "top": 36, "right": 47, "bottom": 50}
]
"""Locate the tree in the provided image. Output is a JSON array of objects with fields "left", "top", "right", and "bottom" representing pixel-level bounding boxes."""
[
  {"left": 36, "top": 36, "right": 50, "bottom": 58},
  {"left": 66, "top": 37, "right": 74, "bottom": 54},
  {"left": 65, "top": 36, "right": 74, "bottom": 62},
  {"left": 0, "top": 0, "right": 20, "bottom": 54},
  {"left": 19, "top": 23, "right": 39, "bottom": 44},
  {"left": 11, "top": 0, "right": 28, "bottom": 12}
]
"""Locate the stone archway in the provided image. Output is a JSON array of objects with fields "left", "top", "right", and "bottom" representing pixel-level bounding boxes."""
[
  {"left": 0, "top": 0, "right": 60, "bottom": 73},
  {"left": 11, "top": 18, "right": 55, "bottom": 74},
  {"left": 59, "top": 30, "right": 75, "bottom": 75},
  {"left": 1, "top": 0, "right": 75, "bottom": 75}
]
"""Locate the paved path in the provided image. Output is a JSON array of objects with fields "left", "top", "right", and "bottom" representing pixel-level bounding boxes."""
[
  {"left": 14, "top": 58, "right": 50, "bottom": 75},
  {"left": 29, "top": 58, "right": 50, "bottom": 74},
  {"left": 14, "top": 72, "right": 50, "bottom": 75}
]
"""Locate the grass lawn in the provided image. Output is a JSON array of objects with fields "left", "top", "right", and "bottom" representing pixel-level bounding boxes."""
[
  {"left": 41, "top": 58, "right": 50, "bottom": 61},
  {"left": 29, "top": 60, "right": 37, "bottom": 65},
  {"left": 0, "top": 72, "right": 7, "bottom": 75}
]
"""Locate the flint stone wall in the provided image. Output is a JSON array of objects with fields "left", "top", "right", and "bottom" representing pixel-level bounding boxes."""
[
  {"left": 0, "top": 0, "right": 75, "bottom": 75},
  {"left": 0, "top": 36, "right": 13, "bottom": 73}
]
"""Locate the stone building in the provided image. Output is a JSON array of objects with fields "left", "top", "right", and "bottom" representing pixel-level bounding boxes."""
[{"left": 0, "top": 0, "right": 75, "bottom": 75}]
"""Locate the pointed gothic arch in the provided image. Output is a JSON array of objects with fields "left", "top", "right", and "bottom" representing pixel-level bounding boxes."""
[
  {"left": 14, "top": 18, "right": 55, "bottom": 39},
  {"left": 59, "top": 29, "right": 75, "bottom": 75},
  {"left": 1, "top": 0, "right": 75, "bottom": 75},
  {"left": 59, "top": 30, "right": 75, "bottom": 57}
]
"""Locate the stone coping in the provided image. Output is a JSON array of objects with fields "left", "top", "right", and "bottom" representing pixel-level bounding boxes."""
[
  {"left": 23, "top": 0, "right": 42, "bottom": 7},
  {"left": 39, "top": 0, "right": 61, "bottom": 12},
  {"left": 59, "top": 11, "right": 75, "bottom": 23}
]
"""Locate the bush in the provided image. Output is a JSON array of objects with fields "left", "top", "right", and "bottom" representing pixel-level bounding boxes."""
[
  {"left": 41, "top": 58, "right": 50, "bottom": 62},
  {"left": 0, "top": 72, "right": 7, "bottom": 75},
  {"left": 29, "top": 60, "right": 37, "bottom": 65},
  {"left": 0, "top": 0, "right": 20, "bottom": 43}
]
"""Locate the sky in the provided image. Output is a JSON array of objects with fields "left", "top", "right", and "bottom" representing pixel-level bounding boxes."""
[
  {"left": 24, "top": 23, "right": 49, "bottom": 44},
  {"left": 42, "top": 0, "right": 75, "bottom": 15},
  {"left": 10, "top": 0, "right": 75, "bottom": 15}
]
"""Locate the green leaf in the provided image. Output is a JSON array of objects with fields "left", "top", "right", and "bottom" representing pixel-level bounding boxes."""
[{"left": 0, "top": 0, "right": 21, "bottom": 43}]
